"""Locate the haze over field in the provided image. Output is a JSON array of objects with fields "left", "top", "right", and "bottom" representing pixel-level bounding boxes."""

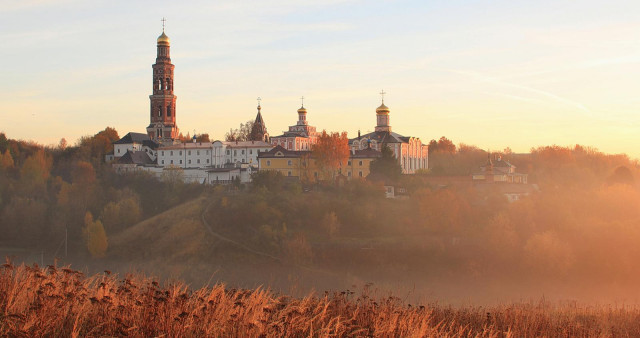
[{"left": 1, "top": 0, "right": 640, "bottom": 157}]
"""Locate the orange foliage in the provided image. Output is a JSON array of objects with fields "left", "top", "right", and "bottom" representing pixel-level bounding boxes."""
[{"left": 311, "top": 130, "right": 349, "bottom": 180}]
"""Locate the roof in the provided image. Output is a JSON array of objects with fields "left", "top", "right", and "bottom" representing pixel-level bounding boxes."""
[
  {"left": 113, "top": 132, "right": 150, "bottom": 145},
  {"left": 351, "top": 148, "right": 382, "bottom": 158},
  {"left": 116, "top": 150, "right": 155, "bottom": 165},
  {"left": 159, "top": 142, "right": 212, "bottom": 150},
  {"left": 349, "top": 131, "right": 410, "bottom": 145},
  {"left": 258, "top": 145, "right": 309, "bottom": 158},
  {"left": 223, "top": 140, "right": 272, "bottom": 148},
  {"left": 142, "top": 140, "right": 160, "bottom": 150}
]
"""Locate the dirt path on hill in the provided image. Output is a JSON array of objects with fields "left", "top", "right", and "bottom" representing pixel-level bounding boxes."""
[{"left": 201, "top": 200, "right": 282, "bottom": 262}]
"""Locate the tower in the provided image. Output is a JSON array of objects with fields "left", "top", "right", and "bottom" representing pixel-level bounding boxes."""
[
  {"left": 147, "top": 22, "right": 179, "bottom": 142},
  {"left": 375, "top": 90, "right": 391, "bottom": 132},
  {"left": 250, "top": 98, "right": 269, "bottom": 142}
]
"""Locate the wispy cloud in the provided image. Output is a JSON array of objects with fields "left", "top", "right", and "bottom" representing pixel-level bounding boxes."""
[{"left": 446, "top": 69, "right": 591, "bottom": 113}]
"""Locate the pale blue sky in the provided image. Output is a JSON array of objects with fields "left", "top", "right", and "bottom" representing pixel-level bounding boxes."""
[{"left": 1, "top": 0, "right": 639, "bottom": 157}]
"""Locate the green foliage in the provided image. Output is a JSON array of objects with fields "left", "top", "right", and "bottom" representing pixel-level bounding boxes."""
[
  {"left": 369, "top": 144, "right": 402, "bottom": 181},
  {"left": 250, "top": 170, "right": 284, "bottom": 192}
]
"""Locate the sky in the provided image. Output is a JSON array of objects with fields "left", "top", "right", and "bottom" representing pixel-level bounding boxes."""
[{"left": 1, "top": 0, "right": 639, "bottom": 157}]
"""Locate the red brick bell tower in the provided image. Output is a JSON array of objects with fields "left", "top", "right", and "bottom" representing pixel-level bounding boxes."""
[{"left": 147, "top": 20, "right": 179, "bottom": 142}]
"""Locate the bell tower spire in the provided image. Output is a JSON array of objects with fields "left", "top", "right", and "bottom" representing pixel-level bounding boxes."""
[{"left": 147, "top": 19, "right": 179, "bottom": 142}]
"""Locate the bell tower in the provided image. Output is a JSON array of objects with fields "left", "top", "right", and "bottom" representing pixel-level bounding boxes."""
[{"left": 147, "top": 19, "right": 179, "bottom": 142}]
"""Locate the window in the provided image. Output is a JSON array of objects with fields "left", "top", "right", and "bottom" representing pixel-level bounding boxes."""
[
  {"left": 242, "top": 159, "right": 245, "bottom": 163},
  {"left": 188, "top": 160, "right": 191, "bottom": 164},
  {"left": 359, "top": 171, "right": 363, "bottom": 177},
  {"left": 117, "top": 149, "right": 120, "bottom": 154},
  {"left": 241, "top": 150, "right": 245, "bottom": 155},
  {"left": 179, "top": 160, "right": 182, "bottom": 164},
  {"left": 314, "top": 172, "right": 318, "bottom": 178},
  {"left": 206, "top": 150, "right": 210, "bottom": 155},
  {"left": 171, "top": 160, "right": 173, "bottom": 164},
  {"left": 207, "top": 159, "right": 210, "bottom": 163},
  {"left": 197, "top": 150, "right": 200, "bottom": 155},
  {"left": 161, "top": 160, "right": 164, "bottom": 164},
  {"left": 288, "top": 171, "right": 292, "bottom": 176},
  {"left": 348, "top": 172, "right": 351, "bottom": 177},
  {"left": 288, "top": 160, "right": 292, "bottom": 166},
  {"left": 161, "top": 151, "right": 164, "bottom": 156},
  {"left": 197, "top": 159, "right": 200, "bottom": 164},
  {"left": 234, "top": 150, "right": 237, "bottom": 156},
  {"left": 266, "top": 160, "right": 271, "bottom": 166},
  {"left": 226, "top": 150, "right": 230, "bottom": 155},
  {"left": 347, "top": 160, "right": 351, "bottom": 166},
  {"left": 179, "top": 151, "right": 182, "bottom": 156},
  {"left": 170, "top": 151, "right": 173, "bottom": 156},
  {"left": 188, "top": 150, "right": 191, "bottom": 155},
  {"left": 250, "top": 150, "right": 253, "bottom": 154},
  {"left": 359, "top": 161, "right": 363, "bottom": 166}
]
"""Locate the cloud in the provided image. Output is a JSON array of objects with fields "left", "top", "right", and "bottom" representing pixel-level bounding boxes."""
[{"left": 446, "top": 69, "right": 591, "bottom": 113}]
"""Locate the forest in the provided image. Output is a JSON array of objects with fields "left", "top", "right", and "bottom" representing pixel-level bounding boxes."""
[{"left": 1, "top": 130, "right": 639, "bottom": 303}]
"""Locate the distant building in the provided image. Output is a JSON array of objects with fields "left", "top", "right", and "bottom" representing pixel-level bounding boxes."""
[
  {"left": 146, "top": 29, "right": 179, "bottom": 142},
  {"left": 270, "top": 103, "right": 318, "bottom": 151},
  {"left": 250, "top": 103, "right": 269, "bottom": 142},
  {"left": 257, "top": 145, "right": 380, "bottom": 181},
  {"left": 472, "top": 155, "right": 528, "bottom": 184},
  {"left": 349, "top": 96, "right": 428, "bottom": 174}
]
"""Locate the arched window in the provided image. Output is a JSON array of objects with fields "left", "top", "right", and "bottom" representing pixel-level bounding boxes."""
[
  {"left": 157, "top": 107, "right": 162, "bottom": 117},
  {"left": 167, "top": 104, "right": 172, "bottom": 117},
  {"left": 166, "top": 78, "right": 170, "bottom": 90}
]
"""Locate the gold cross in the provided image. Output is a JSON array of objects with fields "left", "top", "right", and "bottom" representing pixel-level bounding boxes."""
[
  {"left": 161, "top": 17, "right": 167, "bottom": 31},
  {"left": 380, "top": 90, "right": 386, "bottom": 103},
  {"left": 257, "top": 97, "right": 261, "bottom": 106},
  {"left": 300, "top": 96, "right": 305, "bottom": 107}
]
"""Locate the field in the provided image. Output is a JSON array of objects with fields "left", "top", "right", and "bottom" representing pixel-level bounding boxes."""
[{"left": 1, "top": 262, "right": 639, "bottom": 337}]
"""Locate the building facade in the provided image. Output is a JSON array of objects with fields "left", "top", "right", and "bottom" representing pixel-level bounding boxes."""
[
  {"left": 270, "top": 104, "right": 318, "bottom": 151},
  {"left": 146, "top": 30, "right": 179, "bottom": 142},
  {"left": 258, "top": 146, "right": 380, "bottom": 182},
  {"left": 349, "top": 99, "right": 428, "bottom": 174}
]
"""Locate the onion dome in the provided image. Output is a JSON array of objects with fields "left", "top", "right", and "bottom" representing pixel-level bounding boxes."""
[
  {"left": 376, "top": 102, "right": 390, "bottom": 114},
  {"left": 297, "top": 106, "right": 307, "bottom": 114},
  {"left": 157, "top": 32, "right": 170, "bottom": 45}
]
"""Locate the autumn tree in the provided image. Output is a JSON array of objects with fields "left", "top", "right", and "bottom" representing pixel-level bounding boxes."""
[
  {"left": 225, "top": 120, "right": 255, "bottom": 142},
  {"left": 0, "top": 150, "right": 14, "bottom": 171},
  {"left": 77, "top": 127, "right": 119, "bottom": 164},
  {"left": 311, "top": 130, "right": 350, "bottom": 181},
  {"left": 428, "top": 136, "right": 456, "bottom": 154},
  {"left": 84, "top": 211, "right": 108, "bottom": 258},
  {"left": 195, "top": 133, "right": 210, "bottom": 143}
]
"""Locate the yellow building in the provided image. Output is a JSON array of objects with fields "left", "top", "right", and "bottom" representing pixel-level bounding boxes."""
[{"left": 258, "top": 145, "right": 380, "bottom": 182}]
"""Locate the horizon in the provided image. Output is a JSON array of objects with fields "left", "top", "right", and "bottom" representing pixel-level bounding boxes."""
[{"left": 1, "top": 0, "right": 639, "bottom": 158}]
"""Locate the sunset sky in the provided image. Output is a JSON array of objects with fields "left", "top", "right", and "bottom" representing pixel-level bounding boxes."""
[{"left": 1, "top": 0, "right": 639, "bottom": 157}]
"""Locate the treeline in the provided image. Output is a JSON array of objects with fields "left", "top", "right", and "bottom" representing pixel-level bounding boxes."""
[
  {"left": 207, "top": 144, "right": 640, "bottom": 287},
  {"left": 0, "top": 130, "right": 204, "bottom": 257}
]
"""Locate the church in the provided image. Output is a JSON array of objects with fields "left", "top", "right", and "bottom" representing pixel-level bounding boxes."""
[
  {"left": 349, "top": 93, "right": 429, "bottom": 174},
  {"left": 111, "top": 25, "right": 430, "bottom": 183}
]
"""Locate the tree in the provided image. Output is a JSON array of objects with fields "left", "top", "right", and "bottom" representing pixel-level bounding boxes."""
[
  {"left": 0, "top": 150, "right": 14, "bottom": 171},
  {"left": 84, "top": 212, "right": 108, "bottom": 258},
  {"left": 369, "top": 144, "right": 402, "bottom": 181},
  {"left": 195, "top": 133, "right": 210, "bottom": 143},
  {"left": 225, "top": 120, "right": 255, "bottom": 142},
  {"left": 312, "top": 130, "right": 350, "bottom": 181},
  {"left": 428, "top": 136, "right": 456, "bottom": 154},
  {"left": 0, "top": 133, "right": 8, "bottom": 153}
]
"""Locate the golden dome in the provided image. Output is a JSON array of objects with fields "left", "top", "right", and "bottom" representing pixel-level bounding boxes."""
[
  {"left": 297, "top": 106, "right": 307, "bottom": 114},
  {"left": 157, "top": 32, "right": 170, "bottom": 44},
  {"left": 376, "top": 102, "right": 390, "bottom": 114}
]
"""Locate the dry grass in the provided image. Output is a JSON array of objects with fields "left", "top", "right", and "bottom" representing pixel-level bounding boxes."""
[{"left": 1, "top": 261, "right": 640, "bottom": 337}]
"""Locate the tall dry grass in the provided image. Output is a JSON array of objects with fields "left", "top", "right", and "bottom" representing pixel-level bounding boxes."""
[{"left": 1, "top": 261, "right": 640, "bottom": 337}]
